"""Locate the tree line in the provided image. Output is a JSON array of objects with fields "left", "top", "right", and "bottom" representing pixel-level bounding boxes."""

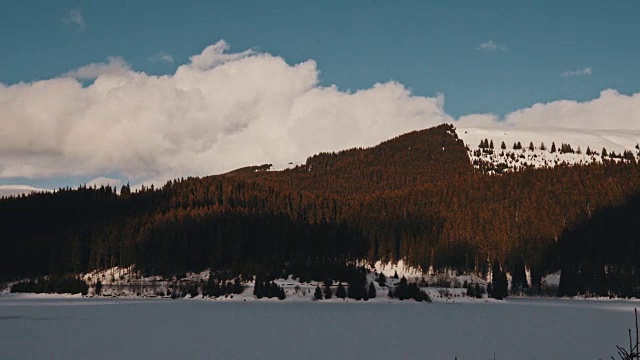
[{"left": 2, "top": 124, "right": 640, "bottom": 297}]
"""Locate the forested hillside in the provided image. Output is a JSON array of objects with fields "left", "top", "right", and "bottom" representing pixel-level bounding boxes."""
[{"left": 2, "top": 124, "right": 640, "bottom": 295}]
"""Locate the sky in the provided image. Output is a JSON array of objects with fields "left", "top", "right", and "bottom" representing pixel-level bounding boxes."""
[{"left": 1, "top": 1, "right": 640, "bottom": 193}]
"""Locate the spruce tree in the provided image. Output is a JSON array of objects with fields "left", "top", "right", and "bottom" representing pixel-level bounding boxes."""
[
  {"left": 501, "top": 141, "right": 506, "bottom": 150},
  {"left": 323, "top": 279, "right": 333, "bottom": 299},
  {"left": 95, "top": 280, "right": 102, "bottom": 295},
  {"left": 336, "top": 283, "right": 347, "bottom": 299},
  {"left": 314, "top": 285, "right": 323, "bottom": 300},
  {"left": 491, "top": 260, "right": 508, "bottom": 300},
  {"left": 368, "top": 282, "right": 377, "bottom": 299}
]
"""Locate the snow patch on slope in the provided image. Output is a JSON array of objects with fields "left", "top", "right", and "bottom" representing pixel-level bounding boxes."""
[{"left": 457, "top": 127, "right": 640, "bottom": 172}]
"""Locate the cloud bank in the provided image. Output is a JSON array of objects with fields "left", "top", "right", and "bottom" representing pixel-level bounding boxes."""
[
  {"left": 0, "top": 41, "right": 451, "bottom": 184},
  {"left": 1, "top": 40, "right": 639, "bottom": 186}
]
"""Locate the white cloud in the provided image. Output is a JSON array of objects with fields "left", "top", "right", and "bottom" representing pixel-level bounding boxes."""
[
  {"left": 63, "top": 57, "right": 130, "bottom": 80},
  {"left": 0, "top": 185, "right": 51, "bottom": 198},
  {"left": 1, "top": 41, "right": 638, "bottom": 188},
  {"left": 0, "top": 40, "right": 452, "bottom": 185},
  {"left": 61, "top": 9, "right": 86, "bottom": 31},
  {"left": 562, "top": 66, "right": 592, "bottom": 77},
  {"left": 148, "top": 52, "right": 174, "bottom": 65},
  {"left": 476, "top": 40, "right": 508, "bottom": 52},
  {"left": 459, "top": 89, "right": 640, "bottom": 131}
]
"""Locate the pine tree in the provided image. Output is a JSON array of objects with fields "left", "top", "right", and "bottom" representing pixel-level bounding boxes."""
[
  {"left": 540, "top": 142, "right": 546, "bottom": 151},
  {"left": 314, "top": 285, "right": 323, "bottom": 300},
  {"left": 395, "top": 277, "right": 409, "bottom": 300},
  {"left": 529, "top": 142, "right": 535, "bottom": 151},
  {"left": 368, "top": 282, "right": 377, "bottom": 299},
  {"left": 602, "top": 147, "right": 608, "bottom": 157},
  {"left": 489, "top": 140, "right": 494, "bottom": 149},
  {"left": 323, "top": 279, "right": 333, "bottom": 299},
  {"left": 501, "top": 141, "right": 506, "bottom": 150},
  {"left": 474, "top": 283, "right": 483, "bottom": 299},
  {"left": 491, "top": 260, "right": 508, "bottom": 300},
  {"left": 376, "top": 272, "right": 387, "bottom": 287},
  {"left": 335, "top": 283, "right": 347, "bottom": 299},
  {"left": 551, "top": 142, "right": 557, "bottom": 153}
]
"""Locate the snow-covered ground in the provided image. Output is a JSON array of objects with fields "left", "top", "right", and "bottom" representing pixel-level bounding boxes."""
[
  {"left": 457, "top": 126, "right": 640, "bottom": 173},
  {"left": 0, "top": 296, "right": 637, "bottom": 359},
  {"left": 2, "top": 265, "right": 570, "bottom": 304},
  {"left": 1, "top": 265, "right": 494, "bottom": 303}
]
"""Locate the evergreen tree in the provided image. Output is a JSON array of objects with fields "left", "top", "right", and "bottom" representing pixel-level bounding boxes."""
[
  {"left": 489, "top": 140, "right": 494, "bottom": 149},
  {"left": 335, "top": 283, "right": 347, "bottom": 299},
  {"left": 550, "top": 142, "right": 556, "bottom": 153},
  {"left": 529, "top": 142, "right": 535, "bottom": 151},
  {"left": 323, "top": 279, "right": 333, "bottom": 299},
  {"left": 94, "top": 279, "right": 102, "bottom": 295},
  {"left": 491, "top": 260, "right": 508, "bottom": 300},
  {"left": 501, "top": 141, "right": 506, "bottom": 150},
  {"left": 395, "top": 277, "right": 409, "bottom": 300},
  {"left": 466, "top": 282, "right": 476, "bottom": 297},
  {"left": 314, "top": 285, "right": 323, "bottom": 300},
  {"left": 376, "top": 272, "right": 387, "bottom": 287},
  {"left": 368, "top": 282, "right": 377, "bottom": 299},
  {"left": 540, "top": 142, "right": 546, "bottom": 151},
  {"left": 474, "top": 283, "right": 483, "bottom": 299}
]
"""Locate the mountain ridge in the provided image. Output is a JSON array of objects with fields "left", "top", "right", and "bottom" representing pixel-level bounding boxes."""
[{"left": 2, "top": 124, "right": 640, "bottom": 297}]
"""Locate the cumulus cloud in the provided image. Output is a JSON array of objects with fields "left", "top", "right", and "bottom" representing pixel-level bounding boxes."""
[
  {"left": 63, "top": 57, "right": 130, "bottom": 80},
  {"left": 476, "top": 40, "right": 508, "bottom": 52},
  {"left": 1, "top": 40, "right": 639, "bottom": 188},
  {"left": 61, "top": 9, "right": 86, "bottom": 31},
  {"left": 0, "top": 40, "right": 452, "bottom": 185},
  {"left": 562, "top": 66, "right": 592, "bottom": 77},
  {"left": 148, "top": 52, "right": 174, "bottom": 65},
  {"left": 459, "top": 89, "right": 640, "bottom": 131}
]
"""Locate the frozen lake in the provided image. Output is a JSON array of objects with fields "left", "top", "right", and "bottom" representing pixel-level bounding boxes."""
[{"left": 0, "top": 296, "right": 637, "bottom": 359}]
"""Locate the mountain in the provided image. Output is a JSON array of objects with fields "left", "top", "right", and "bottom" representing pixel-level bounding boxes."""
[{"left": 2, "top": 123, "right": 640, "bottom": 296}]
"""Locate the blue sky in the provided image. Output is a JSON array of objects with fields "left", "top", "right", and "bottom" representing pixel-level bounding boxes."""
[
  {"left": 2, "top": 1, "right": 640, "bottom": 191},
  {"left": 3, "top": 0, "right": 639, "bottom": 116}
]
